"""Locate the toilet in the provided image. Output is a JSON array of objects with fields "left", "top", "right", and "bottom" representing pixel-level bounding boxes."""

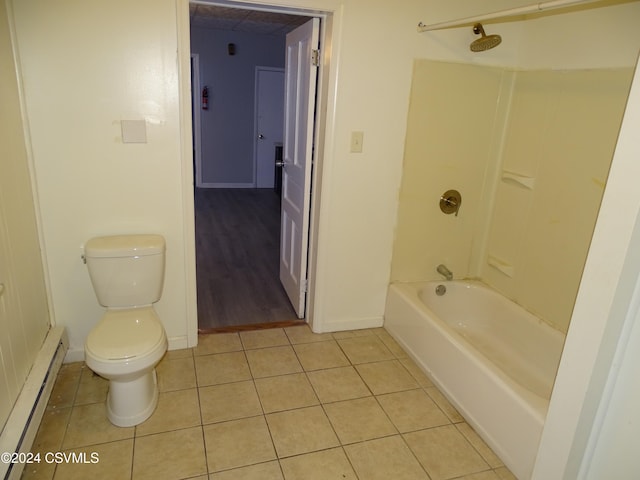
[{"left": 83, "top": 234, "right": 168, "bottom": 427}]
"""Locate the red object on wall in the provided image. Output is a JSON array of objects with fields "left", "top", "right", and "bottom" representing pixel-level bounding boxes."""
[{"left": 202, "top": 86, "right": 209, "bottom": 110}]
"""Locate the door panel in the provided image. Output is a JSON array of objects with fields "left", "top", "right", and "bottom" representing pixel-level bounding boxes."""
[{"left": 279, "top": 18, "right": 319, "bottom": 318}]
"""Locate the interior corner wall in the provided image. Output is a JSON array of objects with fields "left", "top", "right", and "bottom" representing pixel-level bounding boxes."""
[
  {"left": 190, "top": 27, "right": 285, "bottom": 187},
  {"left": 392, "top": 61, "right": 634, "bottom": 334},
  {"left": 482, "top": 67, "right": 634, "bottom": 333},
  {"left": 390, "top": 60, "right": 509, "bottom": 284}
]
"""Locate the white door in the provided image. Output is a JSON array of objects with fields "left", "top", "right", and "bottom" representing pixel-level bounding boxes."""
[
  {"left": 279, "top": 18, "right": 319, "bottom": 318},
  {"left": 255, "top": 67, "right": 284, "bottom": 188}
]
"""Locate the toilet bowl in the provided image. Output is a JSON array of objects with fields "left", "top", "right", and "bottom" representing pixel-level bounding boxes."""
[
  {"left": 83, "top": 234, "right": 168, "bottom": 427},
  {"left": 85, "top": 307, "right": 167, "bottom": 427}
]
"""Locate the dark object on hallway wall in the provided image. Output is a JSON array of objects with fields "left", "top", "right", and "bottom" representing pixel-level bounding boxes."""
[{"left": 228, "top": 43, "right": 236, "bottom": 55}]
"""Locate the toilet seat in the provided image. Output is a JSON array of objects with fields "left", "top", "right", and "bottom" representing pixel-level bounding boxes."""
[{"left": 86, "top": 307, "right": 165, "bottom": 361}]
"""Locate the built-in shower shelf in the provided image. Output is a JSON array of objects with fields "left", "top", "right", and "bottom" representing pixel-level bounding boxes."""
[
  {"left": 501, "top": 170, "right": 535, "bottom": 189},
  {"left": 488, "top": 254, "right": 514, "bottom": 277}
]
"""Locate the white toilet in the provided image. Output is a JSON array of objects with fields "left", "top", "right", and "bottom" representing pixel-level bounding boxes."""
[{"left": 83, "top": 234, "right": 168, "bottom": 427}]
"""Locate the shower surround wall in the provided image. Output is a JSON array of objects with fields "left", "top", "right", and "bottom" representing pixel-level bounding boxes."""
[{"left": 391, "top": 60, "right": 633, "bottom": 333}]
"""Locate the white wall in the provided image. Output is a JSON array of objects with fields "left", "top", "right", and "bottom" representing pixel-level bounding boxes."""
[{"left": 11, "top": 0, "right": 191, "bottom": 358}]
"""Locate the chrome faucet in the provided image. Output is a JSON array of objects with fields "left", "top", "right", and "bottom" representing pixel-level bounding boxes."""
[{"left": 437, "top": 264, "right": 453, "bottom": 281}]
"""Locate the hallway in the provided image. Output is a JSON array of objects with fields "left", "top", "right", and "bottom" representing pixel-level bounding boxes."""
[{"left": 194, "top": 188, "right": 299, "bottom": 331}]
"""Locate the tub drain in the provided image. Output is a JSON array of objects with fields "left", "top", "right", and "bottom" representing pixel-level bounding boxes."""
[{"left": 435, "top": 284, "right": 446, "bottom": 296}]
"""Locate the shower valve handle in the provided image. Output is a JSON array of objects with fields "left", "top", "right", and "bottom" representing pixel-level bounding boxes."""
[
  {"left": 439, "top": 190, "right": 462, "bottom": 216},
  {"left": 442, "top": 196, "right": 457, "bottom": 207}
]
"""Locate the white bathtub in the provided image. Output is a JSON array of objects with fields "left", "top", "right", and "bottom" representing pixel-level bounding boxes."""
[{"left": 384, "top": 281, "right": 565, "bottom": 480}]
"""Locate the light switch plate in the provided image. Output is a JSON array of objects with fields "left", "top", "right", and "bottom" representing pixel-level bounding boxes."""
[
  {"left": 350, "top": 131, "right": 364, "bottom": 153},
  {"left": 121, "top": 120, "right": 147, "bottom": 143}
]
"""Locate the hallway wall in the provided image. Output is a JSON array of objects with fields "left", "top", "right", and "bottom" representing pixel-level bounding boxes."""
[{"left": 191, "top": 26, "right": 285, "bottom": 186}]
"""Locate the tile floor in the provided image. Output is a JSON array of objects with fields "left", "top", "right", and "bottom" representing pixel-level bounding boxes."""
[{"left": 22, "top": 326, "right": 516, "bottom": 480}]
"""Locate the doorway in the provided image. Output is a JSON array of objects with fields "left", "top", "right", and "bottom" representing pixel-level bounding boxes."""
[{"left": 189, "top": 4, "right": 317, "bottom": 331}]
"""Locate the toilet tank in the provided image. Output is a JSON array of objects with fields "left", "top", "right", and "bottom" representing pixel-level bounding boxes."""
[{"left": 84, "top": 234, "right": 166, "bottom": 308}]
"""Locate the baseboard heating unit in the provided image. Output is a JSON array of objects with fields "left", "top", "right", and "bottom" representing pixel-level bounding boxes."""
[{"left": 0, "top": 326, "right": 67, "bottom": 480}]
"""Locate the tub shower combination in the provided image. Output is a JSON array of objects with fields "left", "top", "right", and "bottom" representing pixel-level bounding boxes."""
[{"left": 384, "top": 278, "right": 565, "bottom": 479}]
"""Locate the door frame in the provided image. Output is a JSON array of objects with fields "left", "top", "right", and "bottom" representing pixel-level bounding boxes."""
[
  {"left": 178, "top": 0, "right": 341, "bottom": 344},
  {"left": 253, "top": 66, "right": 285, "bottom": 189},
  {"left": 190, "top": 53, "right": 203, "bottom": 188}
]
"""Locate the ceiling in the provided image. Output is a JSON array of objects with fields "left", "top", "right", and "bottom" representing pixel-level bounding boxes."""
[{"left": 189, "top": 4, "right": 310, "bottom": 36}]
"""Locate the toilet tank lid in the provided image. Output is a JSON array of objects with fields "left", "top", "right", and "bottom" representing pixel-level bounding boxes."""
[{"left": 85, "top": 234, "right": 165, "bottom": 258}]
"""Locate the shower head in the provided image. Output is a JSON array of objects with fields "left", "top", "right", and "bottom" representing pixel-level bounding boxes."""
[{"left": 470, "top": 23, "right": 502, "bottom": 52}]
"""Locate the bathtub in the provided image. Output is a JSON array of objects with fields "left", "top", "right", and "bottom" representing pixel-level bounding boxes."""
[{"left": 384, "top": 280, "right": 565, "bottom": 480}]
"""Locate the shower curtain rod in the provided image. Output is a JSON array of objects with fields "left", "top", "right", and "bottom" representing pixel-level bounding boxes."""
[{"left": 417, "top": 0, "right": 604, "bottom": 32}]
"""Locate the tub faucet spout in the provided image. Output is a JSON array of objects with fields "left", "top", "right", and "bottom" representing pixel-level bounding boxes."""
[{"left": 437, "top": 264, "right": 453, "bottom": 281}]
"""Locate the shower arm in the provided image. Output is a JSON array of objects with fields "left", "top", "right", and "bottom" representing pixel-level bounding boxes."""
[{"left": 417, "top": 0, "right": 605, "bottom": 32}]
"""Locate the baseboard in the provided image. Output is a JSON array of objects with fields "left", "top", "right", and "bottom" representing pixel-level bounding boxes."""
[
  {"left": 199, "top": 182, "right": 255, "bottom": 188},
  {"left": 1, "top": 326, "right": 67, "bottom": 480},
  {"left": 312, "top": 315, "right": 384, "bottom": 334}
]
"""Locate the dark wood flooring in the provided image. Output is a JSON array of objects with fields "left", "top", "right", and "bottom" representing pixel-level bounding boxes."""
[{"left": 194, "top": 188, "right": 301, "bottom": 331}]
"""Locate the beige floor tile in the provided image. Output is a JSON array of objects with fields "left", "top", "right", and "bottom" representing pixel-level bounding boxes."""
[
  {"left": 204, "top": 416, "right": 276, "bottom": 472},
  {"left": 195, "top": 352, "right": 252, "bottom": 386},
  {"left": 21, "top": 458, "right": 56, "bottom": 480},
  {"left": 195, "top": 332, "right": 243, "bottom": 356},
  {"left": 456, "top": 422, "right": 504, "bottom": 468},
  {"left": 75, "top": 366, "right": 109, "bottom": 405},
  {"left": 323, "top": 396, "right": 397, "bottom": 444},
  {"left": 31, "top": 407, "right": 72, "bottom": 453},
  {"left": 265, "top": 406, "right": 339, "bottom": 458},
  {"left": 425, "top": 387, "right": 464, "bottom": 423},
  {"left": 374, "top": 330, "right": 408, "bottom": 358},
  {"left": 62, "top": 403, "right": 134, "bottom": 449},
  {"left": 210, "top": 461, "right": 283, "bottom": 480},
  {"left": 245, "top": 346, "right": 302, "bottom": 378},
  {"left": 240, "top": 329, "right": 290, "bottom": 350},
  {"left": 162, "top": 348, "right": 193, "bottom": 360},
  {"left": 293, "top": 341, "right": 350, "bottom": 371},
  {"left": 458, "top": 471, "right": 501, "bottom": 480},
  {"left": 306, "top": 366, "right": 371, "bottom": 403},
  {"left": 404, "top": 424, "right": 489, "bottom": 480},
  {"left": 344, "top": 435, "right": 429, "bottom": 480},
  {"left": 156, "top": 356, "right": 197, "bottom": 392},
  {"left": 332, "top": 329, "right": 376, "bottom": 339},
  {"left": 48, "top": 362, "right": 82, "bottom": 409},
  {"left": 494, "top": 466, "right": 517, "bottom": 479},
  {"left": 280, "top": 447, "right": 358, "bottom": 480},
  {"left": 377, "top": 389, "right": 450, "bottom": 433},
  {"left": 32, "top": 329, "right": 511, "bottom": 480},
  {"left": 355, "top": 360, "right": 418, "bottom": 395},
  {"left": 200, "top": 381, "right": 263, "bottom": 424},
  {"left": 254, "top": 373, "right": 318, "bottom": 413},
  {"left": 135, "top": 388, "right": 201, "bottom": 436},
  {"left": 336, "top": 336, "right": 395, "bottom": 364},
  {"left": 284, "top": 325, "right": 333, "bottom": 344},
  {"left": 132, "top": 426, "right": 207, "bottom": 480},
  {"left": 399, "top": 358, "right": 434, "bottom": 387},
  {"left": 53, "top": 438, "right": 133, "bottom": 480}
]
